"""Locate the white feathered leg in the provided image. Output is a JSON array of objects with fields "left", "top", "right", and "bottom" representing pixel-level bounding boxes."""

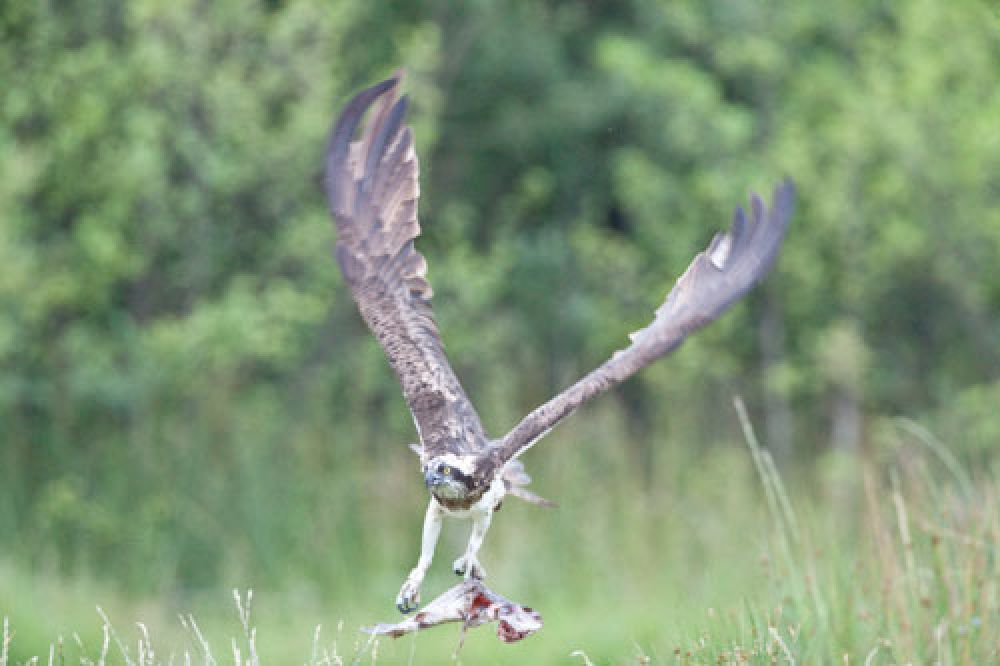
[
  {"left": 452, "top": 510, "right": 491, "bottom": 580},
  {"left": 396, "top": 500, "right": 443, "bottom": 613}
]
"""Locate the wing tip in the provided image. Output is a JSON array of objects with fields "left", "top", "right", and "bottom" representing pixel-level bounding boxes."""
[
  {"left": 749, "top": 192, "right": 766, "bottom": 225},
  {"left": 746, "top": 176, "right": 795, "bottom": 231},
  {"left": 327, "top": 71, "right": 400, "bottom": 152},
  {"left": 772, "top": 177, "right": 796, "bottom": 225},
  {"left": 776, "top": 176, "right": 796, "bottom": 199},
  {"left": 323, "top": 70, "right": 406, "bottom": 213},
  {"left": 363, "top": 93, "right": 409, "bottom": 182}
]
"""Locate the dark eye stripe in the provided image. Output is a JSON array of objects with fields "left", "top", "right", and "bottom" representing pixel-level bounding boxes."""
[{"left": 435, "top": 461, "right": 471, "bottom": 483}]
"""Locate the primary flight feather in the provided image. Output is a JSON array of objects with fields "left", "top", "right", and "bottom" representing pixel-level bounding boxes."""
[{"left": 323, "top": 71, "right": 795, "bottom": 614}]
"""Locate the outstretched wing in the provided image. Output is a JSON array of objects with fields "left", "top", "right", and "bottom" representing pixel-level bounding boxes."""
[
  {"left": 491, "top": 180, "right": 795, "bottom": 464},
  {"left": 324, "top": 73, "right": 488, "bottom": 458}
]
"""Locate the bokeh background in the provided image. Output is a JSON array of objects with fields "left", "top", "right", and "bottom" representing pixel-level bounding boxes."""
[{"left": 2, "top": 0, "right": 999, "bottom": 662}]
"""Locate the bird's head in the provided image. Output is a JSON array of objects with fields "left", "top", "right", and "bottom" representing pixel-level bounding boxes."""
[{"left": 423, "top": 454, "right": 477, "bottom": 500}]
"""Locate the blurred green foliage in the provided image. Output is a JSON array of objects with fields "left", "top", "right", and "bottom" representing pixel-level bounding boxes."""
[{"left": 2, "top": 0, "right": 1000, "bottom": 602}]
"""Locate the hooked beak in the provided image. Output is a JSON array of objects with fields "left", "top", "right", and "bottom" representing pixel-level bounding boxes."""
[{"left": 424, "top": 469, "right": 443, "bottom": 488}]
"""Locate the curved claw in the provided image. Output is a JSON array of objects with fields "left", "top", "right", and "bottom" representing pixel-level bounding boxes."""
[
  {"left": 396, "top": 575, "right": 422, "bottom": 614},
  {"left": 452, "top": 554, "right": 487, "bottom": 580}
]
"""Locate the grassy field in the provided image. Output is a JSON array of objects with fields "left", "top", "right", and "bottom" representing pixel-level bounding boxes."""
[{"left": 3, "top": 408, "right": 998, "bottom": 664}]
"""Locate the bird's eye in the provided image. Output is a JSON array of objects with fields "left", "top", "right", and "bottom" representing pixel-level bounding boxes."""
[{"left": 442, "top": 465, "right": 451, "bottom": 476}]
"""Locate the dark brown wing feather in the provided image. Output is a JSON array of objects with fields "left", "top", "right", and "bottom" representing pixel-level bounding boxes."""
[
  {"left": 490, "top": 179, "right": 795, "bottom": 465},
  {"left": 324, "top": 73, "right": 488, "bottom": 458}
]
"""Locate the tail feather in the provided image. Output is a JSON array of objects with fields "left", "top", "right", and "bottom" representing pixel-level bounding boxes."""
[
  {"left": 503, "top": 459, "right": 532, "bottom": 485},
  {"left": 505, "top": 484, "right": 558, "bottom": 508},
  {"left": 502, "top": 460, "right": 556, "bottom": 507}
]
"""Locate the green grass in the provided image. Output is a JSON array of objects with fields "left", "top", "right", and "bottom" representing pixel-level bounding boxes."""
[{"left": 3, "top": 409, "right": 998, "bottom": 664}]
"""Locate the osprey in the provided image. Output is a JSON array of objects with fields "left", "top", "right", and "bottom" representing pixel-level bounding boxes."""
[{"left": 323, "top": 72, "right": 794, "bottom": 613}]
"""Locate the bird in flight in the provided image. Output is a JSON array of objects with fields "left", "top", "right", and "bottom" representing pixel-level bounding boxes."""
[{"left": 323, "top": 72, "right": 794, "bottom": 614}]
